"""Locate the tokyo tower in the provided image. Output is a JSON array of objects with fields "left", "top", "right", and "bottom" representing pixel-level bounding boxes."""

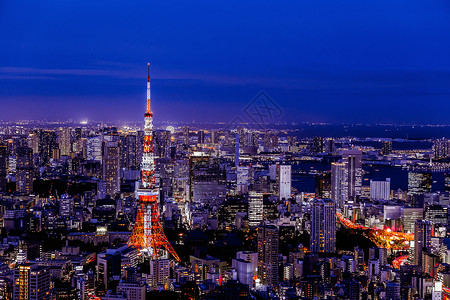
[{"left": 128, "top": 63, "right": 180, "bottom": 262}]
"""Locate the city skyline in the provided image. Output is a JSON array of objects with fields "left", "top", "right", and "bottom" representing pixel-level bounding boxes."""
[{"left": 2, "top": 0, "right": 450, "bottom": 123}]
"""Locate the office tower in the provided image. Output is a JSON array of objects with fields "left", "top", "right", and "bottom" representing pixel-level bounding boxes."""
[
  {"left": 235, "top": 133, "right": 240, "bottom": 167},
  {"left": 370, "top": 178, "right": 391, "bottom": 201},
  {"left": 153, "top": 130, "right": 171, "bottom": 159},
  {"left": 97, "top": 250, "right": 122, "bottom": 292},
  {"left": 189, "top": 155, "right": 226, "bottom": 204},
  {"left": 425, "top": 205, "right": 448, "bottom": 224},
  {"left": 148, "top": 259, "right": 170, "bottom": 288},
  {"left": 248, "top": 192, "right": 264, "bottom": 227},
  {"left": 310, "top": 199, "right": 336, "bottom": 253},
  {"left": 408, "top": 172, "right": 432, "bottom": 195},
  {"left": 13, "top": 264, "right": 50, "bottom": 300},
  {"left": 183, "top": 126, "right": 190, "bottom": 146},
  {"left": 86, "top": 136, "right": 103, "bottom": 161},
  {"left": 102, "top": 141, "right": 120, "bottom": 197},
  {"left": 342, "top": 150, "right": 362, "bottom": 200},
  {"left": 433, "top": 138, "right": 450, "bottom": 159},
  {"left": 325, "top": 138, "right": 335, "bottom": 153},
  {"left": 58, "top": 127, "right": 72, "bottom": 156},
  {"left": 197, "top": 130, "right": 205, "bottom": 144},
  {"left": 312, "top": 136, "right": 324, "bottom": 154},
  {"left": 120, "top": 133, "right": 139, "bottom": 169},
  {"left": 402, "top": 208, "right": 423, "bottom": 234},
  {"left": 38, "top": 130, "right": 58, "bottom": 166},
  {"left": 236, "top": 166, "right": 251, "bottom": 194},
  {"left": 382, "top": 141, "right": 393, "bottom": 155},
  {"left": 331, "top": 162, "right": 348, "bottom": 208},
  {"left": 211, "top": 130, "right": 218, "bottom": 144},
  {"left": 16, "top": 147, "right": 34, "bottom": 195},
  {"left": 257, "top": 225, "right": 279, "bottom": 287},
  {"left": 27, "top": 131, "right": 39, "bottom": 154},
  {"left": 128, "top": 64, "right": 180, "bottom": 262},
  {"left": 277, "top": 165, "right": 291, "bottom": 200},
  {"left": 0, "top": 143, "right": 6, "bottom": 193},
  {"left": 315, "top": 171, "right": 331, "bottom": 199},
  {"left": 414, "top": 220, "right": 433, "bottom": 266}
]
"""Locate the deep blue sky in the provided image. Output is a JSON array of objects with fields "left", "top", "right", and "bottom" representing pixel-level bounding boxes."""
[{"left": 1, "top": 0, "right": 450, "bottom": 124}]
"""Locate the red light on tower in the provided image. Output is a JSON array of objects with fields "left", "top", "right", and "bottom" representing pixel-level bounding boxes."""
[{"left": 128, "top": 64, "right": 180, "bottom": 262}]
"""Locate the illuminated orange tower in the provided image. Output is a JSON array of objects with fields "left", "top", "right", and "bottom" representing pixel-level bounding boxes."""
[{"left": 128, "top": 63, "right": 180, "bottom": 262}]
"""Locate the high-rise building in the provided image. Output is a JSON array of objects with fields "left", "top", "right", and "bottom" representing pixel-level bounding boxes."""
[
  {"left": 385, "top": 282, "right": 401, "bottom": 300},
  {"left": 342, "top": 150, "right": 362, "bottom": 200},
  {"left": 414, "top": 220, "right": 433, "bottom": 266},
  {"left": 16, "top": 147, "right": 34, "bottom": 195},
  {"left": 408, "top": 172, "right": 432, "bottom": 195},
  {"left": 402, "top": 208, "right": 423, "bottom": 234},
  {"left": 277, "top": 165, "right": 291, "bottom": 200},
  {"left": 153, "top": 130, "right": 171, "bottom": 159},
  {"left": 58, "top": 127, "right": 72, "bottom": 156},
  {"left": 13, "top": 263, "right": 50, "bottom": 300},
  {"left": 0, "top": 143, "right": 6, "bottom": 193},
  {"left": 331, "top": 162, "right": 348, "bottom": 208},
  {"left": 38, "top": 130, "right": 58, "bottom": 166},
  {"left": 257, "top": 224, "right": 279, "bottom": 287},
  {"left": 148, "top": 259, "right": 170, "bottom": 288},
  {"left": 197, "top": 130, "right": 205, "bottom": 144},
  {"left": 312, "top": 137, "right": 324, "bottom": 154},
  {"left": 315, "top": 171, "right": 331, "bottom": 199},
  {"left": 120, "top": 133, "right": 139, "bottom": 170},
  {"left": 370, "top": 178, "right": 391, "bottom": 201},
  {"left": 310, "top": 199, "right": 336, "bottom": 253},
  {"left": 102, "top": 141, "right": 120, "bottom": 197},
  {"left": 248, "top": 192, "right": 264, "bottom": 227},
  {"left": 86, "top": 136, "right": 103, "bottom": 162}
]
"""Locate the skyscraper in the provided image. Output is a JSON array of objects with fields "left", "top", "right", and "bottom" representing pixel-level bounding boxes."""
[
  {"left": 310, "top": 199, "right": 336, "bottom": 253},
  {"left": 331, "top": 162, "right": 348, "bottom": 208},
  {"left": 0, "top": 143, "right": 6, "bottom": 193},
  {"left": 312, "top": 136, "right": 324, "bottom": 154},
  {"left": 102, "top": 141, "right": 120, "bottom": 197},
  {"left": 342, "top": 150, "right": 362, "bottom": 200},
  {"left": 414, "top": 220, "right": 433, "bottom": 266},
  {"left": 16, "top": 147, "right": 34, "bottom": 195},
  {"left": 58, "top": 127, "right": 72, "bottom": 156},
  {"left": 248, "top": 192, "right": 264, "bottom": 227},
  {"left": 38, "top": 130, "right": 58, "bottom": 166},
  {"left": 257, "top": 224, "right": 279, "bottom": 288},
  {"left": 277, "top": 165, "right": 291, "bottom": 200}
]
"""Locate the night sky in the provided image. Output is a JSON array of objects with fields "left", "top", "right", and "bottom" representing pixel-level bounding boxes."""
[{"left": 1, "top": 0, "right": 450, "bottom": 124}]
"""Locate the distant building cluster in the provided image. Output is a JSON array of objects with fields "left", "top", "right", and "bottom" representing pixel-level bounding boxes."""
[{"left": 1, "top": 121, "right": 450, "bottom": 299}]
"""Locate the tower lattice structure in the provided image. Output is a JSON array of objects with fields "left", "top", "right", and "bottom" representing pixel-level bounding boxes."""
[{"left": 128, "top": 63, "right": 180, "bottom": 262}]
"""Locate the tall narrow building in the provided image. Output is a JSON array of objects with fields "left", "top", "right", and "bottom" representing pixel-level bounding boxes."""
[
  {"left": 16, "top": 147, "right": 34, "bottom": 195},
  {"left": 102, "top": 141, "right": 120, "bottom": 197},
  {"left": 277, "top": 165, "right": 291, "bottom": 200},
  {"left": 342, "top": 150, "right": 362, "bottom": 200},
  {"left": 257, "top": 224, "right": 279, "bottom": 288},
  {"left": 331, "top": 162, "right": 348, "bottom": 208},
  {"left": 0, "top": 143, "right": 6, "bottom": 193},
  {"left": 310, "top": 199, "right": 336, "bottom": 253},
  {"left": 414, "top": 220, "right": 433, "bottom": 266}
]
